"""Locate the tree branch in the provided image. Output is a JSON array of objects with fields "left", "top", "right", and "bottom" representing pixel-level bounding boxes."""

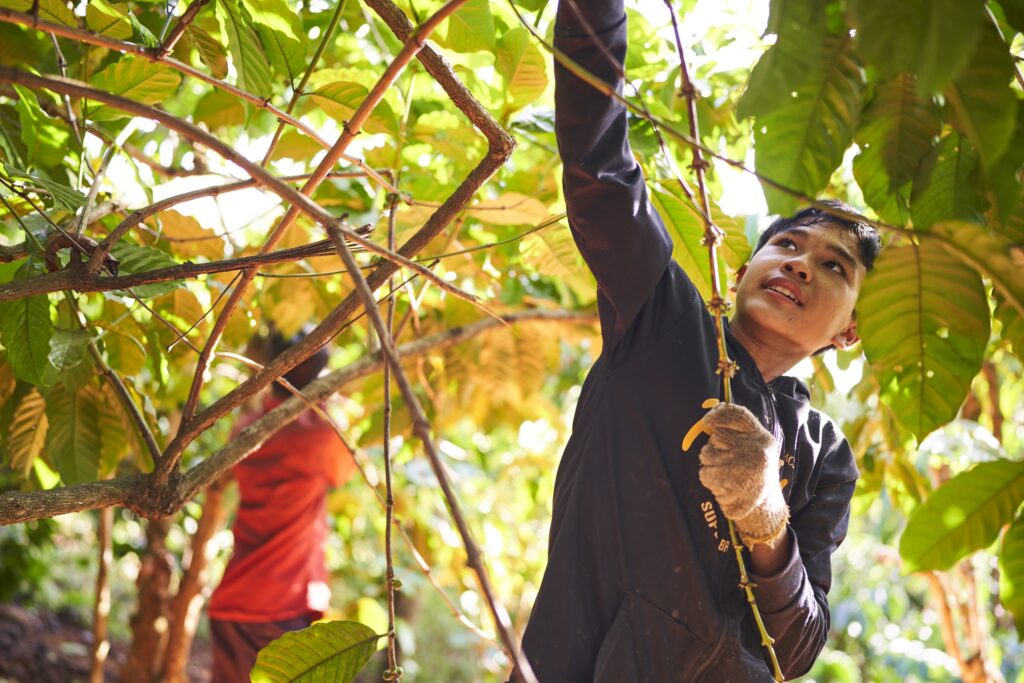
[{"left": 0, "top": 309, "right": 595, "bottom": 526}]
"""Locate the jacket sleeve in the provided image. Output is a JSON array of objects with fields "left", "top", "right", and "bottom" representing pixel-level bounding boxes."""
[
  {"left": 554, "top": 0, "right": 675, "bottom": 347},
  {"left": 748, "top": 418, "right": 858, "bottom": 679}
]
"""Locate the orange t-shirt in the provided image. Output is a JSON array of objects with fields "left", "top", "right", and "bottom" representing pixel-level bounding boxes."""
[{"left": 209, "top": 396, "right": 354, "bottom": 623}]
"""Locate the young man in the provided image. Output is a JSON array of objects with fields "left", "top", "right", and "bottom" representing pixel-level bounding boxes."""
[
  {"left": 520, "top": 1, "right": 880, "bottom": 680},
  {"left": 208, "top": 332, "right": 355, "bottom": 682}
]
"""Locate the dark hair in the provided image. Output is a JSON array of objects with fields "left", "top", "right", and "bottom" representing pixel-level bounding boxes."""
[
  {"left": 269, "top": 327, "right": 329, "bottom": 399},
  {"left": 753, "top": 199, "right": 882, "bottom": 271}
]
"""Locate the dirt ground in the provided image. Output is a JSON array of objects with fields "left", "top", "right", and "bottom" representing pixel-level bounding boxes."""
[{"left": 0, "top": 603, "right": 212, "bottom": 683}]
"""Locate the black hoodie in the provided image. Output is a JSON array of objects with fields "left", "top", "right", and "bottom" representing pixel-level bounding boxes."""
[{"left": 520, "top": 3, "right": 860, "bottom": 681}]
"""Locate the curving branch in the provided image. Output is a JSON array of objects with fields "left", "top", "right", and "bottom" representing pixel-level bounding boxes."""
[{"left": 0, "top": 310, "right": 596, "bottom": 526}]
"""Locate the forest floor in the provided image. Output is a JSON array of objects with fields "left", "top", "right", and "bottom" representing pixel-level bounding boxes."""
[{"left": 0, "top": 603, "right": 212, "bottom": 683}]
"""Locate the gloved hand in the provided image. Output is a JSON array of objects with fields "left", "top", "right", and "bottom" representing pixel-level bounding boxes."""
[{"left": 698, "top": 403, "right": 789, "bottom": 547}]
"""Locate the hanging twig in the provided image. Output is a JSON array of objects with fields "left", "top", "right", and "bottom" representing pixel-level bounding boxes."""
[
  {"left": 326, "top": 222, "right": 537, "bottom": 682},
  {"left": 382, "top": 194, "right": 401, "bottom": 680}
]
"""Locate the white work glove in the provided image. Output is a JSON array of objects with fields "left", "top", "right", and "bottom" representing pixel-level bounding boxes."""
[{"left": 698, "top": 403, "right": 789, "bottom": 547}]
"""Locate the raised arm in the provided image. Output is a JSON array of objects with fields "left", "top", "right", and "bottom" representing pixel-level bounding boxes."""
[{"left": 555, "top": 0, "right": 674, "bottom": 345}]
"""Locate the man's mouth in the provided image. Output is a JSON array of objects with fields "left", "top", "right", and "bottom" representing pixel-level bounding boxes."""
[{"left": 763, "top": 281, "right": 803, "bottom": 306}]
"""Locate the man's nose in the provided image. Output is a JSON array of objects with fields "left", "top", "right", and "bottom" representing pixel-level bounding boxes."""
[{"left": 783, "top": 259, "right": 810, "bottom": 282}]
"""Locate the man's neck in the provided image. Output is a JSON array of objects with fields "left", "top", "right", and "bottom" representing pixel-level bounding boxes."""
[{"left": 729, "top": 319, "right": 805, "bottom": 384}]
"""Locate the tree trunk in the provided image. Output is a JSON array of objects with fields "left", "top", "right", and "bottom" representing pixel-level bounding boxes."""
[
  {"left": 161, "top": 478, "right": 230, "bottom": 682},
  {"left": 122, "top": 517, "right": 173, "bottom": 683},
  {"left": 89, "top": 506, "right": 113, "bottom": 683}
]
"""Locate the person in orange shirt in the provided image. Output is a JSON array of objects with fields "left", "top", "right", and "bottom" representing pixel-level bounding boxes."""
[{"left": 208, "top": 331, "right": 355, "bottom": 682}]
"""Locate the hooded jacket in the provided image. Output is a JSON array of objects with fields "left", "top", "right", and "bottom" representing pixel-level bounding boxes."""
[{"left": 520, "top": 3, "right": 859, "bottom": 681}]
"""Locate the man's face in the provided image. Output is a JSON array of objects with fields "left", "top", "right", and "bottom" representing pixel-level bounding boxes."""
[{"left": 734, "top": 223, "right": 867, "bottom": 356}]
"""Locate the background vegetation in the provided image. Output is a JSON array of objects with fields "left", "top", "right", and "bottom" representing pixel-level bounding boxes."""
[{"left": 0, "top": 0, "right": 1022, "bottom": 680}]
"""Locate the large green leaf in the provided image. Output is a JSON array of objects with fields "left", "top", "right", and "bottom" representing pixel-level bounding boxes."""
[
  {"left": 85, "top": 0, "right": 132, "bottom": 40},
  {"left": 738, "top": 0, "right": 828, "bottom": 118},
  {"left": 496, "top": 27, "right": 548, "bottom": 111},
  {"left": 242, "top": 0, "right": 306, "bottom": 81},
  {"left": 0, "top": 0, "right": 76, "bottom": 27},
  {"left": 110, "top": 242, "right": 183, "bottom": 299},
  {"left": 0, "top": 293, "right": 52, "bottom": 386},
  {"left": 995, "top": 292, "right": 1024, "bottom": 361},
  {"left": 86, "top": 57, "right": 182, "bottom": 122},
  {"left": 216, "top": 0, "right": 273, "bottom": 98},
  {"left": 46, "top": 329, "right": 90, "bottom": 381},
  {"left": 753, "top": 35, "right": 863, "bottom": 215},
  {"left": 12, "top": 84, "right": 69, "bottom": 170},
  {"left": 852, "top": 145, "right": 910, "bottom": 226},
  {"left": 909, "top": 134, "right": 983, "bottom": 231},
  {"left": 310, "top": 82, "right": 399, "bottom": 137},
  {"left": 858, "top": 240, "right": 989, "bottom": 439},
  {"left": 45, "top": 384, "right": 102, "bottom": 486},
  {"left": 946, "top": 23, "right": 1017, "bottom": 170},
  {"left": 442, "top": 0, "right": 495, "bottom": 54},
  {"left": 846, "top": 0, "right": 986, "bottom": 94},
  {"left": 900, "top": 460, "right": 1024, "bottom": 573},
  {"left": 5, "top": 388, "right": 47, "bottom": 475},
  {"left": 929, "top": 221, "right": 1024, "bottom": 320},
  {"left": 999, "top": 514, "right": 1024, "bottom": 639},
  {"left": 250, "top": 620, "right": 380, "bottom": 683},
  {"left": 649, "top": 187, "right": 749, "bottom": 301},
  {"left": 854, "top": 74, "right": 941, "bottom": 190}
]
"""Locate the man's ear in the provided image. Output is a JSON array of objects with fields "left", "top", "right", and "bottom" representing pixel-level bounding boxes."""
[{"left": 831, "top": 316, "right": 859, "bottom": 350}]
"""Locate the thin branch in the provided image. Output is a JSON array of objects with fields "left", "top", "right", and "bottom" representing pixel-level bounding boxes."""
[
  {"left": 0, "top": 310, "right": 595, "bottom": 526},
  {"left": 326, "top": 222, "right": 536, "bottom": 682},
  {"left": 157, "top": 0, "right": 212, "bottom": 60},
  {"left": 383, "top": 194, "right": 400, "bottom": 679},
  {"left": 260, "top": 0, "right": 351, "bottom": 166},
  {"left": 48, "top": 33, "right": 81, "bottom": 144},
  {"left": 0, "top": 7, "right": 401, "bottom": 197}
]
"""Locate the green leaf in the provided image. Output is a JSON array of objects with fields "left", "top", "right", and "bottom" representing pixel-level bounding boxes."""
[
  {"left": 47, "top": 329, "right": 89, "bottom": 376},
  {"left": 12, "top": 84, "right": 70, "bottom": 170},
  {"left": 854, "top": 74, "right": 941, "bottom": 190},
  {"left": 649, "top": 187, "right": 748, "bottom": 301},
  {"left": 187, "top": 24, "right": 229, "bottom": 80},
  {"left": 1000, "top": 0, "right": 1024, "bottom": 33},
  {"left": 995, "top": 291, "right": 1024, "bottom": 361},
  {"left": 31, "top": 176, "right": 86, "bottom": 212},
  {"left": 858, "top": 239, "right": 989, "bottom": 439},
  {"left": 442, "top": 0, "right": 495, "bottom": 53},
  {"left": 86, "top": 57, "right": 182, "bottom": 122},
  {"left": 311, "top": 82, "right": 399, "bottom": 137},
  {"left": 496, "top": 27, "right": 548, "bottom": 111},
  {"left": 909, "top": 134, "right": 983, "bottom": 231},
  {"left": 5, "top": 388, "right": 47, "bottom": 475},
  {"left": 250, "top": 620, "right": 380, "bottom": 683},
  {"left": 110, "top": 242, "right": 183, "bottom": 298},
  {"left": 899, "top": 460, "right": 1024, "bottom": 572},
  {"left": 0, "top": 0, "right": 76, "bottom": 27},
  {"left": 86, "top": 0, "right": 133, "bottom": 40},
  {"left": 128, "top": 12, "right": 159, "bottom": 48},
  {"left": 738, "top": 0, "right": 828, "bottom": 118},
  {"left": 846, "top": 0, "right": 986, "bottom": 94},
  {"left": 999, "top": 514, "right": 1024, "bottom": 640},
  {"left": 753, "top": 34, "right": 864, "bottom": 215},
  {"left": 930, "top": 220, "right": 1024, "bottom": 322},
  {"left": 216, "top": 0, "right": 273, "bottom": 98},
  {"left": 0, "top": 293, "right": 53, "bottom": 386},
  {"left": 242, "top": 0, "right": 306, "bottom": 81},
  {"left": 852, "top": 145, "right": 910, "bottom": 226},
  {"left": 945, "top": 22, "right": 1018, "bottom": 170},
  {"left": 45, "top": 384, "right": 102, "bottom": 485},
  {"left": 194, "top": 89, "right": 246, "bottom": 130}
]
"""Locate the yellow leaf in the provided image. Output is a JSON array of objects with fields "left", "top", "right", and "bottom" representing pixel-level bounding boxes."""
[
  {"left": 468, "top": 193, "right": 550, "bottom": 226},
  {"left": 266, "top": 278, "right": 316, "bottom": 337},
  {"left": 155, "top": 209, "right": 225, "bottom": 260},
  {"left": 8, "top": 388, "right": 48, "bottom": 476},
  {"left": 86, "top": 0, "right": 132, "bottom": 40}
]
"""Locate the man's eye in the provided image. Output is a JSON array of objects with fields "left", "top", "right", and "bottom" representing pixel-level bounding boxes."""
[
  {"left": 825, "top": 261, "right": 844, "bottom": 275},
  {"left": 776, "top": 238, "right": 795, "bottom": 248}
]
